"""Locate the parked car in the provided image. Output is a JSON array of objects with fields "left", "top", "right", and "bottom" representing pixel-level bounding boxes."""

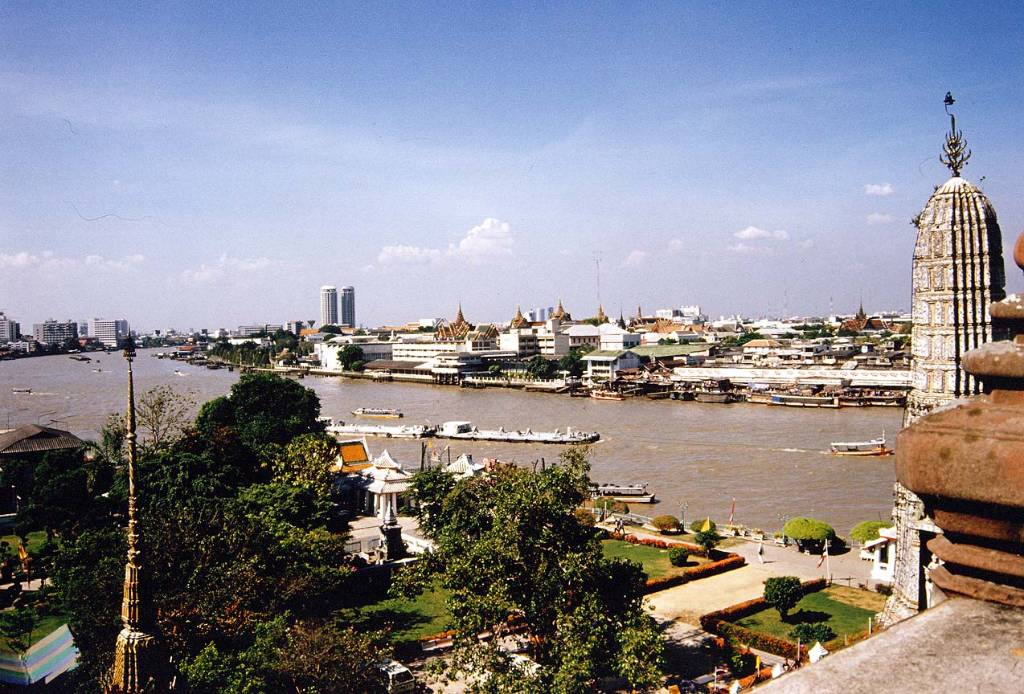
[{"left": 376, "top": 659, "right": 416, "bottom": 693}]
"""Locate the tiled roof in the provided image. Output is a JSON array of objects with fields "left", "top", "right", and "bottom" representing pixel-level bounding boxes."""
[{"left": 0, "top": 425, "right": 83, "bottom": 456}]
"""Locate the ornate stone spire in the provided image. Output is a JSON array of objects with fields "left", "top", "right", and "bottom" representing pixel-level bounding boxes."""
[
  {"left": 510, "top": 305, "right": 526, "bottom": 329},
  {"left": 454, "top": 303, "right": 466, "bottom": 326},
  {"left": 108, "top": 341, "right": 171, "bottom": 692},
  {"left": 940, "top": 92, "right": 971, "bottom": 177}
]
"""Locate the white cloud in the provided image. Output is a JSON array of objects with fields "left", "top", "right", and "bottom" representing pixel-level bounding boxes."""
[
  {"left": 378, "top": 218, "right": 515, "bottom": 267},
  {"left": 622, "top": 250, "right": 647, "bottom": 267},
  {"left": 867, "top": 213, "right": 893, "bottom": 225},
  {"left": 181, "top": 254, "right": 275, "bottom": 283},
  {"left": 668, "top": 238, "right": 684, "bottom": 253},
  {"left": 734, "top": 226, "right": 789, "bottom": 240},
  {"left": 0, "top": 251, "right": 144, "bottom": 271},
  {"left": 864, "top": 183, "right": 894, "bottom": 196}
]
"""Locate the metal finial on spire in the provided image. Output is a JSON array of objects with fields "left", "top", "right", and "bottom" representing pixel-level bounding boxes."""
[
  {"left": 940, "top": 92, "right": 971, "bottom": 177},
  {"left": 108, "top": 337, "right": 171, "bottom": 692}
]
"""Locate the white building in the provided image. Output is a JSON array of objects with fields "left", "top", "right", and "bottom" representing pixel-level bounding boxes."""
[
  {"left": 565, "top": 324, "right": 600, "bottom": 351},
  {"left": 316, "top": 338, "right": 394, "bottom": 370},
  {"left": 865, "top": 526, "right": 898, "bottom": 586},
  {"left": 391, "top": 340, "right": 462, "bottom": 362},
  {"left": 89, "top": 318, "right": 129, "bottom": 347},
  {"left": 320, "top": 285, "right": 339, "bottom": 327},
  {"left": 0, "top": 312, "right": 21, "bottom": 343},
  {"left": 598, "top": 324, "right": 641, "bottom": 351},
  {"left": 583, "top": 349, "right": 640, "bottom": 384},
  {"left": 499, "top": 330, "right": 540, "bottom": 357}
]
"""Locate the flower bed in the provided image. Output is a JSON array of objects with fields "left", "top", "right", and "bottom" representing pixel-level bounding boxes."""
[{"left": 699, "top": 578, "right": 828, "bottom": 660}]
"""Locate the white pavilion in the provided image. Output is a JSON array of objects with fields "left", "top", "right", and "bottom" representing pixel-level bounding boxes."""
[{"left": 355, "top": 449, "right": 413, "bottom": 518}]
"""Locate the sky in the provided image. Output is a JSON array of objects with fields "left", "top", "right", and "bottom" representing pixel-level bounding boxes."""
[{"left": 2, "top": 2, "right": 1023, "bottom": 331}]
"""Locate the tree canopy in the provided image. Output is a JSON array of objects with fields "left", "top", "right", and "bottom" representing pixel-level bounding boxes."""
[
  {"left": 783, "top": 517, "right": 836, "bottom": 543},
  {"left": 850, "top": 521, "right": 888, "bottom": 545},
  {"left": 763, "top": 576, "right": 802, "bottom": 621},
  {"left": 402, "top": 447, "right": 664, "bottom": 692}
]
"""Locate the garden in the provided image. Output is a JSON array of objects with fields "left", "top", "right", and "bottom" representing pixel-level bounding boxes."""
[
  {"left": 734, "top": 584, "right": 884, "bottom": 645},
  {"left": 601, "top": 539, "right": 710, "bottom": 579}
]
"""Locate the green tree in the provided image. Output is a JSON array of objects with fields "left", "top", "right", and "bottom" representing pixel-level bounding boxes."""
[
  {"left": 407, "top": 467, "right": 458, "bottom": 538},
  {"left": 270, "top": 432, "right": 338, "bottom": 495},
  {"left": 0, "top": 605, "right": 38, "bottom": 653},
  {"left": 694, "top": 528, "right": 722, "bottom": 556},
  {"left": 137, "top": 384, "right": 195, "bottom": 454},
  {"left": 850, "top": 521, "right": 888, "bottom": 545},
  {"left": 338, "top": 344, "right": 365, "bottom": 371},
  {"left": 764, "top": 576, "right": 803, "bottom": 621},
  {"left": 736, "top": 331, "right": 767, "bottom": 345},
  {"left": 783, "top": 517, "right": 836, "bottom": 552},
  {"left": 525, "top": 355, "right": 557, "bottom": 380},
  {"left": 557, "top": 350, "right": 585, "bottom": 378},
  {"left": 668, "top": 547, "right": 690, "bottom": 567},
  {"left": 221, "top": 373, "right": 324, "bottom": 451},
  {"left": 651, "top": 515, "right": 682, "bottom": 534},
  {"left": 789, "top": 622, "right": 835, "bottom": 644},
  {"left": 400, "top": 446, "right": 663, "bottom": 692}
]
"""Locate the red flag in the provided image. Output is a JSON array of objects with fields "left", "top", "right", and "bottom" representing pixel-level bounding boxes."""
[{"left": 729, "top": 498, "right": 736, "bottom": 524}]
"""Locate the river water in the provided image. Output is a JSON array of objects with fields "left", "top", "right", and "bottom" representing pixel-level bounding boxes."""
[{"left": 1, "top": 352, "right": 900, "bottom": 535}]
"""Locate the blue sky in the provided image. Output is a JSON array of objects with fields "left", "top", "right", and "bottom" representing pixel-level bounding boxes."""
[{"left": 2, "top": 2, "right": 1023, "bottom": 330}]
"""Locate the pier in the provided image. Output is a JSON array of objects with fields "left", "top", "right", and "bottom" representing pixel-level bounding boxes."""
[{"left": 324, "top": 419, "right": 600, "bottom": 444}]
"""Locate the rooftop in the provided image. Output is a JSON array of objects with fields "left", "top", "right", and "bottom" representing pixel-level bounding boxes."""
[{"left": 0, "top": 424, "right": 83, "bottom": 456}]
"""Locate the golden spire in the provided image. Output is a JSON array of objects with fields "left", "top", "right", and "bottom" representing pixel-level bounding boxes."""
[
  {"left": 551, "top": 298, "right": 566, "bottom": 320},
  {"left": 510, "top": 305, "right": 526, "bottom": 329},
  {"left": 454, "top": 303, "right": 466, "bottom": 326},
  {"left": 940, "top": 92, "right": 971, "bottom": 177},
  {"left": 108, "top": 340, "right": 171, "bottom": 692},
  {"left": 596, "top": 304, "right": 608, "bottom": 324}
]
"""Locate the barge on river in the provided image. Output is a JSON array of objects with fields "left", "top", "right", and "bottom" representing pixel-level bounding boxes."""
[
  {"left": 590, "top": 482, "right": 656, "bottom": 504},
  {"left": 829, "top": 433, "right": 894, "bottom": 456},
  {"left": 326, "top": 422, "right": 429, "bottom": 439},
  {"left": 352, "top": 407, "right": 403, "bottom": 419},
  {"left": 435, "top": 421, "right": 600, "bottom": 444}
]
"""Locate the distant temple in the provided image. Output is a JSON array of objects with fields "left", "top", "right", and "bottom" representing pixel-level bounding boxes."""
[
  {"left": 435, "top": 304, "right": 472, "bottom": 341},
  {"left": 883, "top": 97, "right": 1008, "bottom": 625}
]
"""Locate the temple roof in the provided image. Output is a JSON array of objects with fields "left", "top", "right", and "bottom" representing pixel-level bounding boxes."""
[
  {"left": 510, "top": 305, "right": 527, "bottom": 329},
  {"left": 0, "top": 425, "right": 83, "bottom": 456}
]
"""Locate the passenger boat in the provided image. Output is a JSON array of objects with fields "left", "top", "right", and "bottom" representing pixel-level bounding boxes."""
[
  {"left": 591, "top": 482, "right": 656, "bottom": 503},
  {"left": 351, "top": 407, "right": 403, "bottom": 419},
  {"left": 590, "top": 390, "right": 625, "bottom": 401},
  {"left": 829, "top": 433, "right": 893, "bottom": 456},
  {"left": 11, "top": 388, "right": 32, "bottom": 394}
]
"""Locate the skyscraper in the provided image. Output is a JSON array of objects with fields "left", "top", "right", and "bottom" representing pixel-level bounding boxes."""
[
  {"left": 882, "top": 98, "right": 1007, "bottom": 625},
  {"left": 340, "top": 286, "right": 356, "bottom": 328},
  {"left": 90, "top": 318, "right": 130, "bottom": 348},
  {"left": 320, "top": 286, "right": 338, "bottom": 327}
]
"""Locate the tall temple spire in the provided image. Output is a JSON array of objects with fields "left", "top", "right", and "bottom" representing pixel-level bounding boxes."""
[
  {"left": 596, "top": 304, "right": 608, "bottom": 324},
  {"left": 510, "top": 305, "right": 526, "bottom": 329},
  {"left": 940, "top": 92, "right": 971, "bottom": 177},
  {"left": 108, "top": 340, "right": 171, "bottom": 692},
  {"left": 551, "top": 298, "right": 566, "bottom": 321},
  {"left": 454, "top": 303, "right": 466, "bottom": 326}
]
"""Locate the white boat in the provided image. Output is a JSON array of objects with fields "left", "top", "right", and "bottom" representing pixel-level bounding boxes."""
[
  {"left": 326, "top": 422, "right": 429, "bottom": 439},
  {"left": 352, "top": 407, "right": 403, "bottom": 419},
  {"left": 829, "top": 432, "right": 893, "bottom": 456},
  {"left": 591, "top": 482, "right": 656, "bottom": 503}
]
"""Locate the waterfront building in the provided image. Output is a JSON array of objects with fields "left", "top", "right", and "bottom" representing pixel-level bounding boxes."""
[
  {"left": 0, "top": 312, "right": 21, "bottom": 342},
  {"left": 598, "top": 323, "right": 641, "bottom": 351},
  {"left": 583, "top": 349, "right": 640, "bottom": 384},
  {"left": 32, "top": 319, "right": 78, "bottom": 346},
  {"left": 89, "top": 318, "right": 130, "bottom": 348},
  {"left": 564, "top": 323, "right": 600, "bottom": 351},
  {"left": 340, "top": 286, "right": 356, "bottom": 328},
  {"left": 884, "top": 102, "right": 1008, "bottom": 626},
  {"left": 499, "top": 329, "right": 540, "bottom": 357},
  {"left": 315, "top": 338, "right": 394, "bottom": 369},
  {"left": 320, "top": 285, "right": 339, "bottom": 327}
]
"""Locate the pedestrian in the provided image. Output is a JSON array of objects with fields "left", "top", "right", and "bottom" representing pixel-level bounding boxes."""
[{"left": 757, "top": 539, "right": 765, "bottom": 564}]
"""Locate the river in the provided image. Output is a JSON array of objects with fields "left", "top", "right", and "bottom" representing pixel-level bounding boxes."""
[{"left": 1, "top": 352, "right": 900, "bottom": 535}]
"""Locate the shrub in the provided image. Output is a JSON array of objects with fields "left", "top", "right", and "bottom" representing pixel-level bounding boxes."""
[
  {"left": 764, "top": 576, "right": 802, "bottom": 621},
  {"left": 850, "top": 520, "right": 888, "bottom": 545},
  {"left": 668, "top": 547, "right": 690, "bottom": 566},
  {"left": 652, "top": 515, "right": 683, "bottom": 534},
  {"left": 690, "top": 518, "right": 717, "bottom": 533},
  {"left": 789, "top": 622, "right": 836, "bottom": 644},
  {"left": 593, "top": 497, "right": 629, "bottom": 514},
  {"left": 574, "top": 507, "right": 596, "bottom": 528}
]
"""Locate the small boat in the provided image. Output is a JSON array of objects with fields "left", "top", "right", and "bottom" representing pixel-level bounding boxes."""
[
  {"left": 351, "top": 407, "right": 403, "bottom": 419},
  {"left": 695, "top": 391, "right": 740, "bottom": 404},
  {"left": 11, "top": 387, "right": 32, "bottom": 394},
  {"left": 830, "top": 433, "right": 893, "bottom": 456},
  {"left": 591, "top": 482, "right": 656, "bottom": 504},
  {"left": 590, "top": 390, "right": 625, "bottom": 401}
]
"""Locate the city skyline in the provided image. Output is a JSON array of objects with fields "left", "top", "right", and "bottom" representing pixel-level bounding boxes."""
[{"left": 2, "top": 3, "right": 1023, "bottom": 329}]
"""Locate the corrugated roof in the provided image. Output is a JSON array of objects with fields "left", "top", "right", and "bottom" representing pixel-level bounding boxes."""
[
  {"left": 631, "top": 344, "right": 710, "bottom": 358},
  {"left": 0, "top": 425, "right": 83, "bottom": 456}
]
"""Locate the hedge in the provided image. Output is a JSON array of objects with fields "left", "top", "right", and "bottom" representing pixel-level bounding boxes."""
[{"left": 643, "top": 554, "right": 746, "bottom": 594}]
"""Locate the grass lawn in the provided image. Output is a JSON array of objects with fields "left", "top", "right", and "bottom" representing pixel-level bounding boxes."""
[
  {"left": 0, "top": 530, "right": 47, "bottom": 558},
  {"left": 0, "top": 610, "right": 69, "bottom": 654},
  {"left": 350, "top": 584, "right": 451, "bottom": 646},
  {"left": 601, "top": 539, "right": 708, "bottom": 579},
  {"left": 734, "top": 586, "right": 886, "bottom": 646}
]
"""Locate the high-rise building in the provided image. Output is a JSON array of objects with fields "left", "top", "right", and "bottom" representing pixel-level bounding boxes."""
[
  {"left": 320, "top": 286, "right": 338, "bottom": 327},
  {"left": 89, "top": 318, "right": 130, "bottom": 348},
  {"left": 33, "top": 319, "right": 78, "bottom": 346},
  {"left": 340, "top": 286, "right": 356, "bottom": 328},
  {"left": 0, "top": 312, "right": 20, "bottom": 343},
  {"left": 882, "top": 101, "right": 1007, "bottom": 626}
]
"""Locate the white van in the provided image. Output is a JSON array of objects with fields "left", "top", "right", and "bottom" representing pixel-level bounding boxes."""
[{"left": 376, "top": 659, "right": 416, "bottom": 693}]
